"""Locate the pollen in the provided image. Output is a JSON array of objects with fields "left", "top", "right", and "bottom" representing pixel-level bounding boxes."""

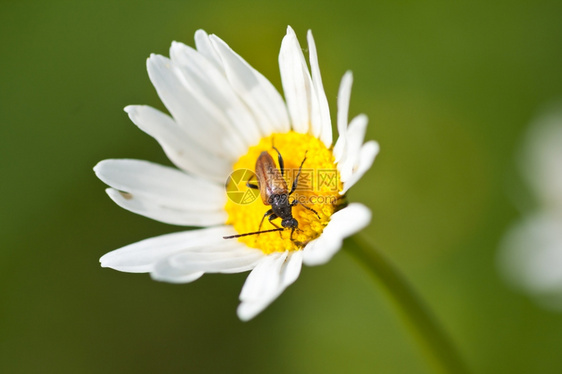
[{"left": 224, "top": 131, "right": 344, "bottom": 254}]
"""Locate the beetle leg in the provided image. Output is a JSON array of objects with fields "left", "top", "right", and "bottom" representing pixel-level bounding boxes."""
[
  {"left": 292, "top": 199, "right": 321, "bottom": 219},
  {"left": 246, "top": 173, "right": 259, "bottom": 189},
  {"left": 258, "top": 209, "right": 275, "bottom": 233},
  {"left": 267, "top": 213, "right": 281, "bottom": 229},
  {"left": 289, "top": 151, "right": 308, "bottom": 195},
  {"left": 267, "top": 214, "right": 284, "bottom": 238},
  {"left": 272, "top": 146, "right": 284, "bottom": 177}
]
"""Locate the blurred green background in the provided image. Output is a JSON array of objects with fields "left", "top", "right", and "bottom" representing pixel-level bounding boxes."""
[{"left": 1, "top": 0, "right": 561, "bottom": 373}]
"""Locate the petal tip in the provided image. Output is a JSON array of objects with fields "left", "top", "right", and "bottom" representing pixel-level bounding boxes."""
[
  {"left": 194, "top": 29, "right": 207, "bottom": 36},
  {"left": 342, "top": 71, "right": 353, "bottom": 85},
  {"left": 93, "top": 161, "right": 102, "bottom": 173},
  {"left": 237, "top": 301, "right": 261, "bottom": 322}
]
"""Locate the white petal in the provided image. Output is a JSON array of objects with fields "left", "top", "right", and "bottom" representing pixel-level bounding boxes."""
[
  {"left": 95, "top": 159, "right": 227, "bottom": 226},
  {"left": 303, "top": 203, "right": 371, "bottom": 266},
  {"left": 333, "top": 72, "right": 354, "bottom": 163},
  {"left": 124, "top": 105, "right": 230, "bottom": 183},
  {"left": 279, "top": 249, "right": 303, "bottom": 287},
  {"left": 147, "top": 54, "right": 246, "bottom": 158},
  {"left": 307, "top": 30, "right": 332, "bottom": 147},
  {"left": 94, "top": 159, "right": 224, "bottom": 210},
  {"left": 341, "top": 140, "right": 380, "bottom": 194},
  {"left": 170, "top": 41, "right": 263, "bottom": 145},
  {"left": 105, "top": 188, "right": 227, "bottom": 226},
  {"left": 210, "top": 34, "right": 291, "bottom": 134},
  {"left": 194, "top": 29, "right": 223, "bottom": 71},
  {"left": 279, "top": 26, "right": 314, "bottom": 134},
  {"left": 100, "top": 226, "right": 235, "bottom": 273},
  {"left": 239, "top": 252, "right": 287, "bottom": 301},
  {"left": 152, "top": 242, "right": 265, "bottom": 283},
  {"left": 237, "top": 250, "right": 303, "bottom": 321},
  {"left": 338, "top": 114, "right": 368, "bottom": 182}
]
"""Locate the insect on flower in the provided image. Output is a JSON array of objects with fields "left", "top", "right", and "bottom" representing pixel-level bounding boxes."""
[
  {"left": 223, "top": 147, "right": 320, "bottom": 241},
  {"left": 95, "top": 26, "right": 379, "bottom": 321}
]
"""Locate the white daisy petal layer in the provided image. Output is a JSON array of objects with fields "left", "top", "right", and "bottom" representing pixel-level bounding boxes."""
[
  {"left": 152, "top": 241, "right": 265, "bottom": 283},
  {"left": 100, "top": 226, "right": 236, "bottom": 273},
  {"left": 341, "top": 140, "right": 380, "bottom": 194},
  {"left": 209, "top": 34, "right": 291, "bottom": 135},
  {"left": 101, "top": 226, "right": 265, "bottom": 284},
  {"left": 124, "top": 105, "right": 230, "bottom": 183},
  {"left": 279, "top": 26, "right": 317, "bottom": 135},
  {"left": 147, "top": 54, "right": 247, "bottom": 158},
  {"left": 333, "top": 71, "right": 354, "bottom": 163},
  {"left": 338, "top": 114, "right": 368, "bottom": 182},
  {"left": 169, "top": 41, "right": 263, "bottom": 145},
  {"left": 307, "top": 30, "right": 332, "bottom": 147},
  {"left": 194, "top": 30, "right": 223, "bottom": 71},
  {"left": 105, "top": 188, "right": 227, "bottom": 226},
  {"left": 303, "top": 203, "right": 372, "bottom": 266},
  {"left": 95, "top": 159, "right": 227, "bottom": 226},
  {"left": 238, "top": 250, "right": 303, "bottom": 321}
]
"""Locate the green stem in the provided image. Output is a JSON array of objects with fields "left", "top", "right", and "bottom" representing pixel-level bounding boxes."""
[{"left": 346, "top": 234, "right": 470, "bottom": 374}]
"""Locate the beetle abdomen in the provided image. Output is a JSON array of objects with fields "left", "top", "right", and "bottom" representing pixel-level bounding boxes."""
[{"left": 255, "top": 151, "right": 287, "bottom": 205}]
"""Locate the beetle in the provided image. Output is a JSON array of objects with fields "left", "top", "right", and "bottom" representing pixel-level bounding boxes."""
[{"left": 223, "top": 147, "right": 320, "bottom": 241}]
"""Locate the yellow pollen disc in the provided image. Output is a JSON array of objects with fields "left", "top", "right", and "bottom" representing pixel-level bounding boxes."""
[{"left": 225, "top": 131, "right": 344, "bottom": 254}]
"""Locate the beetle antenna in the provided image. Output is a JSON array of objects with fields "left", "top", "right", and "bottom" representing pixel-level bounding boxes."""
[{"left": 223, "top": 227, "right": 284, "bottom": 239}]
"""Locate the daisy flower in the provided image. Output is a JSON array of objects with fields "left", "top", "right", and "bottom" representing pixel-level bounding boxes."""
[
  {"left": 95, "top": 26, "right": 379, "bottom": 321},
  {"left": 498, "top": 102, "right": 562, "bottom": 310}
]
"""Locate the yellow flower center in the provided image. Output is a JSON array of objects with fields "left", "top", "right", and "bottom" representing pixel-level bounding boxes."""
[{"left": 225, "top": 131, "right": 343, "bottom": 254}]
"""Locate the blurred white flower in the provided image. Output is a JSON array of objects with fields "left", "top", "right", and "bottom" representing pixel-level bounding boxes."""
[
  {"left": 498, "top": 102, "right": 562, "bottom": 309},
  {"left": 95, "top": 27, "right": 378, "bottom": 320}
]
